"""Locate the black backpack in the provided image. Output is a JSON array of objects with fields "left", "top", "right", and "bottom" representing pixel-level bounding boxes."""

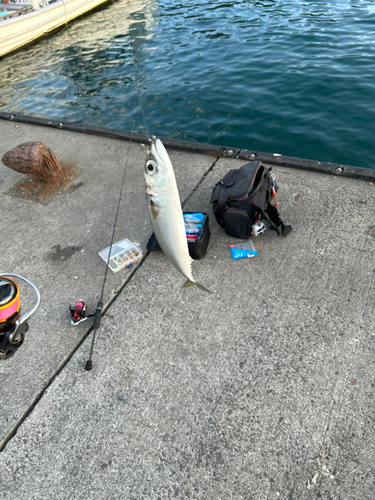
[{"left": 210, "top": 160, "right": 292, "bottom": 239}]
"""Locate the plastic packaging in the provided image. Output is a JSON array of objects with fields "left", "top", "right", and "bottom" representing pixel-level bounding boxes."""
[
  {"left": 229, "top": 240, "right": 257, "bottom": 260},
  {"left": 183, "top": 213, "right": 205, "bottom": 223},
  {"left": 184, "top": 212, "right": 210, "bottom": 259},
  {"left": 147, "top": 213, "right": 210, "bottom": 260},
  {"left": 184, "top": 222, "right": 203, "bottom": 234},
  {"left": 99, "top": 238, "right": 142, "bottom": 273},
  {"left": 183, "top": 214, "right": 204, "bottom": 242}
]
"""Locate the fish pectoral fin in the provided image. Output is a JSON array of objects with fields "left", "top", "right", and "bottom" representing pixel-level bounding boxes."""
[{"left": 183, "top": 279, "right": 212, "bottom": 294}]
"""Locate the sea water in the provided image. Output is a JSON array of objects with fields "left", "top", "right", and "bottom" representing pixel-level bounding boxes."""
[{"left": 0, "top": 0, "right": 374, "bottom": 169}]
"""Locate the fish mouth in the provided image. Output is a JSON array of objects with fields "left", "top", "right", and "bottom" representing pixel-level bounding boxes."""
[
  {"left": 147, "top": 136, "right": 164, "bottom": 166},
  {"left": 146, "top": 136, "right": 156, "bottom": 161}
]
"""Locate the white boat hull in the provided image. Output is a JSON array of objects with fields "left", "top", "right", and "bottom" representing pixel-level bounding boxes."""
[{"left": 0, "top": 0, "right": 110, "bottom": 57}]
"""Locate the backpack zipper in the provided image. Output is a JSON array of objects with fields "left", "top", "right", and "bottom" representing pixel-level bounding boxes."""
[{"left": 218, "top": 169, "right": 236, "bottom": 210}]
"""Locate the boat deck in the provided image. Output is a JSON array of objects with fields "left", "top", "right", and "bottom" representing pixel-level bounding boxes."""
[
  {"left": 0, "top": 115, "right": 374, "bottom": 499},
  {"left": 0, "top": 5, "right": 32, "bottom": 19}
]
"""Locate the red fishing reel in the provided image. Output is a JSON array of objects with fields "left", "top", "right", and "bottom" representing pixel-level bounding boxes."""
[
  {"left": 69, "top": 300, "right": 98, "bottom": 326},
  {"left": 70, "top": 301, "right": 89, "bottom": 325},
  {"left": 0, "top": 274, "right": 40, "bottom": 360}
]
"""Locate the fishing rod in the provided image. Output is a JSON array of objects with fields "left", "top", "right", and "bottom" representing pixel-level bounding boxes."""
[
  {"left": 84, "top": 124, "right": 134, "bottom": 371},
  {"left": 82, "top": 98, "right": 150, "bottom": 370},
  {"left": 0, "top": 274, "right": 40, "bottom": 360}
]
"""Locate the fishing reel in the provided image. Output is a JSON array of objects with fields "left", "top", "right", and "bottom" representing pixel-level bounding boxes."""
[
  {"left": 69, "top": 300, "right": 96, "bottom": 326},
  {"left": 0, "top": 274, "right": 40, "bottom": 361}
]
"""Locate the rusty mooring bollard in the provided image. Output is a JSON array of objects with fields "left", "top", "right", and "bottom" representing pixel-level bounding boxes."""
[{"left": 1, "top": 142, "right": 62, "bottom": 182}]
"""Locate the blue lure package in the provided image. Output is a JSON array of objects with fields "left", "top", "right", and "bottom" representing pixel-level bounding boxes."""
[
  {"left": 183, "top": 213, "right": 205, "bottom": 241},
  {"left": 229, "top": 241, "right": 258, "bottom": 260},
  {"left": 183, "top": 213, "right": 205, "bottom": 224},
  {"left": 147, "top": 212, "right": 210, "bottom": 260},
  {"left": 184, "top": 212, "right": 210, "bottom": 260}
]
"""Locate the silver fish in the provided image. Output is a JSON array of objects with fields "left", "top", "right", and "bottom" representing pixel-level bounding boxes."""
[{"left": 144, "top": 136, "right": 211, "bottom": 293}]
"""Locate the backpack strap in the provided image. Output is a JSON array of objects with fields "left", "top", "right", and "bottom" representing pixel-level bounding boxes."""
[
  {"left": 258, "top": 168, "right": 292, "bottom": 237},
  {"left": 260, "top": 203, "right": 292, "bottom": 237}
]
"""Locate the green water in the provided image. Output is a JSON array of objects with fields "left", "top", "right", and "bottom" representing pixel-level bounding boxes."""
[{"left": 1, "top": 0, "right": 375, "bottom": 169}]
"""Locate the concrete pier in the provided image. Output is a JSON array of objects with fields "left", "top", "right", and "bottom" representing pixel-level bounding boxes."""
[{"left": 0, "top": 115, "right": 374, "bottom": 499}]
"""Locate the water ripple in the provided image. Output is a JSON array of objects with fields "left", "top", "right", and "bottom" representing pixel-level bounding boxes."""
[{"left": 0, "top": 0, "right": 375, "bottom": 168}]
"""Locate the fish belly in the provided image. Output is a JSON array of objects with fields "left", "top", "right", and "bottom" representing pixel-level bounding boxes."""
[{"left": 148, "top": 196, "right": 193, "bottom": 281}]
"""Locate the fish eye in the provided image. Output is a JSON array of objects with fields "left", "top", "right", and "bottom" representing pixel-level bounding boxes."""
[{"left": 146, "top": 160, "right": 157, "bottom": 175}]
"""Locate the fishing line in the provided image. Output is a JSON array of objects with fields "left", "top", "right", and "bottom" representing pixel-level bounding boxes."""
[
  {"left": 85, "top": 124, "right": 134, "bottom": 371},
  {"left": 138, "top": 101, "right": 151, "bottom": 140}
]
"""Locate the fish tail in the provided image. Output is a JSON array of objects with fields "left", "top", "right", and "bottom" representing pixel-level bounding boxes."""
[{"left": 183, "top": 279, "right": 212, "bottom": 294}]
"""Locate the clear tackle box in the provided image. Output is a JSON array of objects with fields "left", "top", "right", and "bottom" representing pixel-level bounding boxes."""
[{"left": 99, "top": 238, "right": 142, "bottom": 273}]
